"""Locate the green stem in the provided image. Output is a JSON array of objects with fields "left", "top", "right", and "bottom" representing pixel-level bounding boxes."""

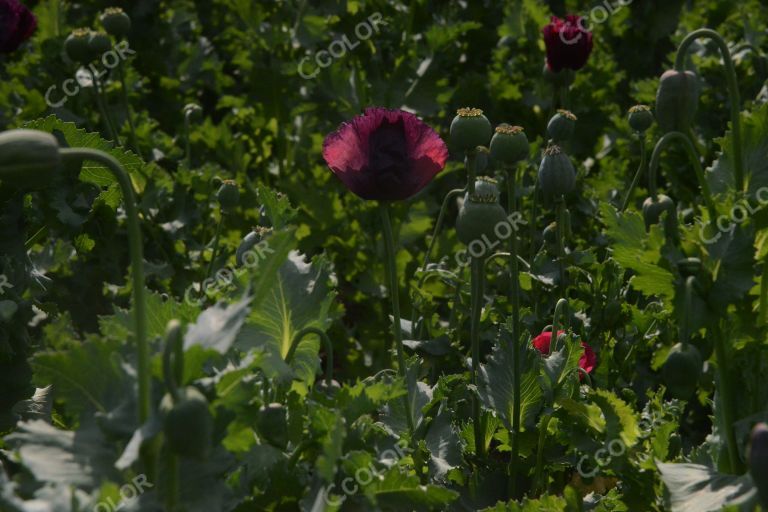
[
  {"left": 506, "top": 167, "right": 522, "bottom": 495},
  {"left": 533, "top": 414, "right": 552, "bottom": 493},
  {"left": 379, "top": 203, "right": 416, "bottom": 437},
  {"left": 760, "top": 259, "right": 768, "bottom": 326},
  {"left": 620, "top": 135, "right": 647, "bottom": 211},
  {"left": 162, "top": 321, "right": 183, "bottom": 402},
  {"left": 682, "top": 276, "right": 695, "bottom": 348},
  {"left": 555, "top": 197, "right": 567, "bottom": 291},
  {"left": 117, "top": 61, "right": 140, "bottom": 153},
  {"left": 675, "top": 29, "right": 744, "bottom": 193},
  {"left": 648, "top": 131, "right": 718, "bottom": 221},
  {"left": 550, "top": 298, "right": 569, "bottom": 354},
  {"left": 93, "top": 75, "right": 119, "bottom": 144},
  {"left": 184, "top": 111, "right": 193, "bottom": 168},
  {"left": 166, "top": 449, "right": 179, "bottom": 512},
  {"left": 284, "top": 326, "right": 334, "bottom": 386},
  {"left": 529, "top": 180, "right": 539, "bottom": 260},
  {"left": 466, "top": 151, "right": 477, "bottom": 195},
  {"left": 470, "top": 255, "right": 485, "bottom": 458},
  {"left": 712, "top": 320, "right": 743, "bottom": 473},
  {"left": 59, "top": 148, "right": 148, "bottom": 424},
  {"left": 205, "top": 213, "right": 224, "bottom": 279}
]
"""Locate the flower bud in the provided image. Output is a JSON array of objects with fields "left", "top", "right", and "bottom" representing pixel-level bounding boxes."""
[
  {"left": 99, "top": 7, "right": 131, "bottom": 38},
  {"left": 628, "top": 105, "right": 654, "bottom": 133},
  {"left": 87, "top": 31, "right": 112, "bottom": 60},
  {"left": 642, "top": 194, "right": 675, "bottom": 230},
  {"left": 449, "top": 108, "right": 492, "bottom": 152},
  {"left": 662, "top": 342, "right": 702, "bottom": 399},
  {"left": 216, "top": 180, "right": 240, "bottom": 212},
  {"left": 537, "top": 144, "right": 576, "bottom": 199},
  {"left": 160, "top": 386, "right": 213, "bottom": 459},
  {"left": 655, "top": 70, "right": 699, "bottom": 133},
  {"left": 749, "top": 423, "right": 768, "bottom": 508},
  {"left": 677, "top": 257, "right": 701, "bottom": 278},
  {"left": 456, "top": 184, "right": 508, "bottom": 247},
  {"left": 0, "top": 129, "right": 60, "bottom": 189},
  {"left": 64, "top": 28, "right": 91, "bottom": 62},
  {"left": 490, "top": 124, "right": 529, "bottom": 164},
  {"left": 547, "top": 110, "right": 576, "bottom": 143}
]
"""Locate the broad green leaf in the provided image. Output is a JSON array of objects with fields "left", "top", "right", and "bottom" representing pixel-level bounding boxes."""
[
  {"left": 590, "top": 389, "right": 641, "bottom": 449},
  {"left": 184, "top": 293, "right": 251, "bottom": 353},
  {"left": 657, "top": 462, "right": 758, "bottom": 512},
  {"left": 362, "top": 467, "right": 458, "bottom": 510}
]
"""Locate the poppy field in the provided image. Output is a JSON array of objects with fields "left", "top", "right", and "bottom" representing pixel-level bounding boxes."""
[{"left": 2, "top": 0, "right": 768, "bottom": 510}]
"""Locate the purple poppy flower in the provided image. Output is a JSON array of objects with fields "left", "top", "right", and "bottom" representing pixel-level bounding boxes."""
[
  {"left": 542, "top": 15, "right": 593, "bottom": 72},
  {"left": 322, "top": 107, "right": 449, "bottom": 201},
  {"left": 0, "top": 0, "right": 36, "bottom": 54}
]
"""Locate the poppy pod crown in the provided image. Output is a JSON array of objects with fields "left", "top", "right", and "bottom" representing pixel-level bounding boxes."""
[{"left": 322, "top": 107, "right": 448, "bottom": 201}]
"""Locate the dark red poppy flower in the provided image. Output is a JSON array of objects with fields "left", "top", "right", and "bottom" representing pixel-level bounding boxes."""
[
  {"left": 542, "top": 15, "right": 593, "bottom": 72},
  {"left": 0, "top": 0, "right": 37, "bottom": 54},
  {"left": 532, "top": 330, "right": 596, "bottom": 376},
  {"left": 322, "top": 107, "right": 449, "bottom": 201}
]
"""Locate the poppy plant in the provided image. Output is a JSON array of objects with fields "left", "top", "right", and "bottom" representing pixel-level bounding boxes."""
[
  {"left": 322, "top": 107, "right": 448, "bottom": 201},
  {"left": 0, "top": 0, "right": 36, "bottom": 54},
  {"left": 542, "top": 15, "right": 593, "bottom": 72},
  {"left": 532, "top": 329, "right": 597, "bottom": 375}
]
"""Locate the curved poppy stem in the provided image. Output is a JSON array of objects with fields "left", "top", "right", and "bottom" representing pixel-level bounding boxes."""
[
  {"left": 621, "top": 135, "right": 647, "bottom": 211},
  {"left": 422, "top": 186, "right": 467, "bottom": 271},
  {"left": 550, "top": 298, "right": 569, "bottom": 355},
  {"left": 284, "top": 326, "right": 334, "bottom": 387},
  {"left": 470, "top": 255, "right": 485, "bottom": 458},
  {"left": 675, "top": 29, "right": 744, "bottom": 193},
  {"left": 379, "top": 203, "right": 416, "bottom": 438},
  {"left": 648, "top": 131, "right": 718, "bottom": 222}
]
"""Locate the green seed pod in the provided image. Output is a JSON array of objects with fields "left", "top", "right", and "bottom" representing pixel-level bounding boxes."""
[
  {"left": 473, "top": 176, "right": 500, "bottom": 201},
  {"left": 542, "top": 221, "right": 558, "bottom": 249},
  {"left": 450, "top": 108, "right": 492, "bottom": 152},
  {"left": 490, "top": 124, "right": 529, "bottom": 164},
  {"left": 257, "top": 403, "right": 289, "bottom": 449},
  {"left": 160, "top": 386, "right": 214, "bottom": 459},
  {"left": 456, "top": 188, "right": 508, "bottom": 247},
  {"left": 628, "top": 105, "right": 654, "bottom": 133},
  {"left": 537, "top": 144, "right": 576, "bottom": 199},
  {"left": 64, "top": 29, "right": 92, "bottom": 62},
  {"left": 99, "top": 7, "right": 131, "bottom": 38},
  {"left": 216, "top": 180, "right": 240, "bottom": 212},
  {"left": 655, "top": 70, "right": 699, "bottom": 133},
  {"left": 661, "top": 342, "right": 702, "bottom": 399},
  {"left": 0, "top": 129, "right": 60, "bottom": 190},
  {"left": 749, "top": 423, "right": 768, "bottom": 508},
  {"left": 546, "top": 110, "right": 577, "bottom": 143},
  {"left": 642, "top": 194, "right": 675, "bottom": 230},
  {"left": 87, "top": 31, "right": 112, "bottom": 60},
  {"left": 677, "top": 257, "right": 702, "bottom": 278}
]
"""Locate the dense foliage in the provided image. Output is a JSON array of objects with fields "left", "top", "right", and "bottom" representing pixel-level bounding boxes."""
[{"left": 1, "top": 0, "right": 768, "bottom": 511}]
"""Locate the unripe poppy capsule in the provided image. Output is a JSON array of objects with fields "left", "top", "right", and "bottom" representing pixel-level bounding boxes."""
[
  {"left": 100, "top": 7, "right": 131, "bottom": 38},
  {"left": 64, "top": 28, "right": 91, "bottom": 62},
  {"left": 662, "top": 342, "right": 702, "bottom": 399},
  {"left": 547, "top": 110, "right": 577, "bottom": 143},
  {"left": 538, "top": 144, "right": 576, "bottom": 199},
  {"left": 456, "top": 181, "right": 508, "bottom": 247},
  {"left": 628, "top": 105, "right": 654, "bottom": 133},
  {"left": 216, "top": 180, "right": 240, "bottom": 212},
  {"left": 450, "top": 108, "right": 492, "bottom": 152},
  {"left": 490, "top": 124, "right": 529, "bottom": 164},
  {"left": 87, "top": 31, "right": 112, "bottom": 60},
  {"left": 0, "top": 129, "right": 60, "bottom": 190}
]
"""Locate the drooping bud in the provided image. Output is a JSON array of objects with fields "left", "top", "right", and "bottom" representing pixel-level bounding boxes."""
[
  {"left": 99, "top": 7, "right": 131, "bottom": 38},
  {"left": 661, "top": 342, "right": 702, "bottom": 399},
  {"left": 490, "top": 124, "right": 529, "bottom": 164},
  {"left": 547, "top": 110, "right": 577, "bottom": 143},
  {"left": 642, "top": 194, "right": 675, "bottom": 230},
  {"left": 216, "top": 180, "right": 240, "bottom": 212},
  {"left": 628, "top": 105, "right": 654, "bottom": 133},
  {"left": 450, "top": 108, "right": 492, "bottom": 152},
  {"left": 537, "top": 144, "right": 576, "bottom": 199},
  {"left": 0, "top": 129, "right": 60, "bottom": 189},
  {"left": 655, "top": 70, "right": 699, "bottom": 133},
  {"left": 677, "top": 257, "right": 702, "bottom": 278}
]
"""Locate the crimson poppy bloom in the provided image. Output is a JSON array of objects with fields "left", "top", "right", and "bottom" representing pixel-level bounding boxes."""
[
  {"left": 542, "top": 15, "right": 593, "bottom": 72},
  {"left": 532, "top": 330, "right": 597, "bottom": 375},
  {"left": 322, "top": 107, "right": 448, "bottom": 201},
  {"left": 0, "top": 0, "right": 37, "bottom": 54}
]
